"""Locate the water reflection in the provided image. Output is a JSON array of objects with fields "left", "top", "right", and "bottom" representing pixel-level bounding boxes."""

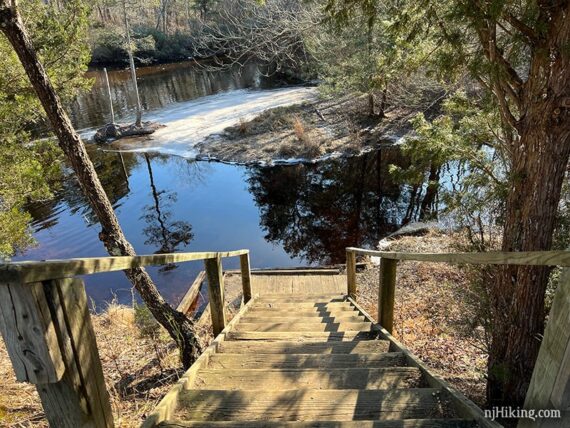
[
  {"left": 141, "top": 154, "right": 193, "bottom": 270},
  {"left": 18, "top": 144, "right": 439, "bottom": 305},
  {"left": 18, "top": 151, "right": 301, "bottom": 306},
  {"left": 246, "top": 148, "right": 413, "bottom": 264},
  {"left": 70, "top": 62, "right": 273, "bottom": 131}
]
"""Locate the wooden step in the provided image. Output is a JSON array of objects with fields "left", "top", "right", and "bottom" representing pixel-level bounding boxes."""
[
  {"left": 207, "top": 352, "right": 406, "bottom": 369},
  {"left": 226, "top": 331, "right": 376, "bottom": 341},
  {"left": 217, "top": 340, "right": 390, "bottom": 354},
  {"left": 174, "top": 388, "right": 444, "bottom": 421},
  {"left": 159, "top": 419, "right": 477, "bottom": 427},
  {"left": 248, "top": 308, "right": 359, "bottom": 316},
  {"left": 192, "top": 368, "right": 422, "bottom": 390},
  {"left": 251, "top": 268, "right": 341, "bottom": 275},
  {"left": 246, "top": 310, "right": 362, "bottom": 318},
  {"left": 240, "top": 315, "right": 366, "bottom": 323},
  {"left": 250, "top": 303, "right": 356, "bottom": 311},
  {"left": 256, "top": 295, "right": 346, "bottom": 303},
  {"left": 234, "top": 321, "right": 372, "bottom": 332},
  {"left": 252, "top": 302, "right": 355, "bottom": 310}
]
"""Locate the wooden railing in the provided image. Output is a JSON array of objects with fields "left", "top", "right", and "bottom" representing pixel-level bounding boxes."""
[
  {"left": 346, "top": 246, "right": 570, "bottom": 426},
  {"left": 0, "top": 249, "right": 252, "bottom": 428}
]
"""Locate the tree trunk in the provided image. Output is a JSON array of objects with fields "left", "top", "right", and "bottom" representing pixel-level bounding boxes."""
[
  {"left": 366, "top": 92, "right": 375, "bottom": 116},
  {"left": 488, "top": 98, "right": 570, "bottom": 406},
  {"left": 418, "top": 163, "right": 440, "bottom": 221},
  {"left": 122, "top": 0, "right": 143, "bottom": 127},
  {"left": 0, "top": 0, "right": 201, "bottom": 369},
  {"left": 378, "top": 85, "right": 387, "bottom": 118}
]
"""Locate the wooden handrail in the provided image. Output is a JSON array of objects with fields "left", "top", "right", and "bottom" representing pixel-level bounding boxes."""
[
  {"left": 0, "top": 249, "right": 249, "bottom": 283},
  {"left": 346, "top": 246, "right": 570, "bottom": 418},
  {"left": 346, "top": 247, "right": 570, "bottom": 334},
  {"left": 346, "top": 247, "right": 570, "bottom": 266},
  {"left": 0, "top": 248, "right": 252, "bottom": 428}
]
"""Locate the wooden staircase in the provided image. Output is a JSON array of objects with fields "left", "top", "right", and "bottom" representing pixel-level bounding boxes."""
[
  {"left": 5, "top": 249, "right": 570, "bottom": 427},
  {"left": 150, "top": 278, "right": 493, "bottom": 427}
]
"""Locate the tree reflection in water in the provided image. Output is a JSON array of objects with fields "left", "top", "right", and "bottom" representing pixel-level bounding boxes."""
[
  {"left": 141, "top": 154, "right": 193, "bottom": 268},
  {"left": 247, "top": 147, "right": 417, "bottom": 265}
]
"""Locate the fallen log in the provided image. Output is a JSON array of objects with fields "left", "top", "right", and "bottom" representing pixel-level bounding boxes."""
[{"left": 93, "top": 121, "right": 163, "bottom": 143}]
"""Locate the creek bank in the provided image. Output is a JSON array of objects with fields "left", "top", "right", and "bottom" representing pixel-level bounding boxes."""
[
  {"left": 355, "top": 229, "right": 488, "bottom": 407},
  {"left": 195, "top": 94, "right": 418, "bottom": 164}
]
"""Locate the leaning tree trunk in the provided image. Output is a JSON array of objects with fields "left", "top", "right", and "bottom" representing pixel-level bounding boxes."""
[
  {"left": 0, "top": 0, "right": 200, "bottom": 369},
  {"left": 487, "top": 71, "right": 570, "bottom": 405}
]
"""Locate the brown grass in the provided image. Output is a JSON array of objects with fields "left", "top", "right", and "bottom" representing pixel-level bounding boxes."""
[
  {"left": 292, "top": 116, "right": 306, "bottom": 142},
  {"left": 237, "top": 117, "right": 249, "bottom": 135},
  {"left": 356, "top": 230, "right": 488, "bottom": 406},
  {"left": 0, "top": 303, "right": 187, "bottom": 427}
]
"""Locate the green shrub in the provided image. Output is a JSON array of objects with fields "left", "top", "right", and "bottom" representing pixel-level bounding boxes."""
[{"left": 133, "top": 303, "right": 160, "bottom": 339}]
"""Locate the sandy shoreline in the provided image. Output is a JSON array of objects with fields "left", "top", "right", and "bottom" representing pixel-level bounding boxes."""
[
  {"left": 194, "top": 94, "right": 415, "bottom": 165},
  {"left": 98, "top": 89, "right": 417, "bottom": 165}
]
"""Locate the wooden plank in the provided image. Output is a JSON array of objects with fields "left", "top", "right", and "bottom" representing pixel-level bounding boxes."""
[
  {"left": 1, "top": 249, "right": 249, "bottom": 283},
  {"left": 243, "top": 312, "right": 363, "bottom": 320},
  {"left": 521, "top": 267, "right": 570, "bottom": 427},
  {"left": 248, "top": 305, "right": 357, "bottom": 314},
  {"left": 226, "top": 331, "right": 376, "bottom": 341},
  {"left": 196, "top": 304, "right": 210, "bottom": 327},
  {"left": 252, "top": 269, "right": 341, "bottom": 275},
  {"left": 248, "top": 276, "right": 268, "bottom": 295},
  {"left": 204, "top": 255, "right": 226, "bottom": 336},
  {"left": 174, "top": 388, "right": 443, "bottom": 421},
  {"left": 192, "top": 367, "right": 422, "bottom": 390},
  {"left": 0, "top": 274, "right": 64, "bottom": 384},
  {"left": 234, "top": 321, "right": 372, "bottom": 332},
  {"left": 291, "top": 275, "right": 345, "bottom": 294},
  {"left": 346, "top": 297, "right": 500, "bottom": 428},
  {"left": 346, "top": 249, "right": 357, "bottom": 299},
  {"left": 252, "top": 302, "right": 354, "bottom": 309},
  {"left": 327, "top": 275, "right": 345, "bottom": 294},
  {"left": 37, "top": 278, "right": 113, "bottom": 428},
  {"left": 239, "top": 253, "right": 252, "bottom": 303},
  {"left": 207, "top": 352, "right": 407, "bottom": 369},
  {"left": 256, "top": 295, "right": 346, "bottom": 303},
  {"left": 379, "top": 258, "right": 397, "bottom": 333},
  {"left": 346, "top": 247, "right": 570, "bottom": 267},
  {"left": 177, "top": 271, "right": 205, "bottom": 314},
  {"left": 252, "top": 276, "right": 345, "bottom": 295},
  {"left": 158, "top": 420, "right": 477, "bottom": 427},
  {"left": 291, "top": 274, "right": 308, "bottom": 294},
  {"left": 269, "top": 275, "right": 293, "bottom": 294},
  {"left": 241, "top": 315, "right": 366, "bottom": 323},
  {"left": 217, "top": 340, "right": 390, "bottom": 354}
]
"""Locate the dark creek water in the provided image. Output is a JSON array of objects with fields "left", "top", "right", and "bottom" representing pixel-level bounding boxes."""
[
  {"left": 71, "top": 61, "right": 274, "bottom": 131},
  {"left": 14, "top": 62, "right": 424, "bottom": 308},
  {"left": 16, "top": 149, "right": 415, "bottom": 308}
]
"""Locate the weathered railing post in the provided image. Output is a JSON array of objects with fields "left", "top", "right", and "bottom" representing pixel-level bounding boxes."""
[
  {"left": 204, "top": 254, "right": 226, "bottom": 336},
  {"left": 0, "top": 270, "right": 114, "bottom": 428},
  {"left": 378, "top": 257, "right": 398, "bottom": 333},
  {"left": 346, "top": 250, "right": 357, "bottom": 299},
  {"left": 240, "top": 252, "right": 253, "bottom": 303},
  {"left": 519, "top": 267, "right": 570, "bottom": 427}
]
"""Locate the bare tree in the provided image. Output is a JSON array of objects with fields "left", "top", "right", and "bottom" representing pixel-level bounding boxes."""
[
  {"left": 190, "top": 0, "right": 319, "bottom": 75},
  {"left": 121, "top": 0, "right": 143, "bottom": 126},
  {"left": 0, "top": 0, "right": 201, "bottom": 368}
]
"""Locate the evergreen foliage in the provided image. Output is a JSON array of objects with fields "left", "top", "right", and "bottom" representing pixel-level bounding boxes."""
[{"left": 0, "top": 0, "right": 91, "bottom": 257}]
